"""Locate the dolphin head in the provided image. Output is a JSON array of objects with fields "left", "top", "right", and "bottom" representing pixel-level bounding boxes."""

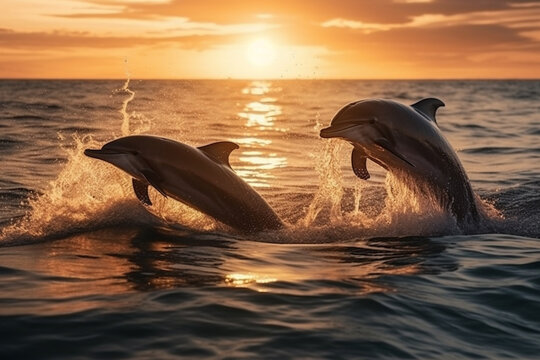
[
  {"left": 320, "top": 98, "right": 444, "bottom": 146},
  {"left": 320, "top": 100, "right": 381, "bottom": 144},
  {"left": 84, "top": 137, "right": 137, "bottom": 158},
  {"left": 320, "top": 99, "right": 445, "bottom": 177},
  {"left": 84, "top": 136, "right": 153, "bottom": 179},
  {"left": 320, "top": 99, "right": 408, "bottom": 162}
]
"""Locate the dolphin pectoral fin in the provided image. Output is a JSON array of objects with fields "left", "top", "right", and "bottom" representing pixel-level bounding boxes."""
[
  {"left": 351, "top": 149, "right": 370, "bottom": 180},
  {"left": 140, "top": 169, "right": 168, "bottom": 198},
  {"left": 411, "top": 98, "right": 445, "bottom": 123},
  {"left": 374, "top": 138, "right": 415, "bottom": 167},
  {"left": 198, "top": 141, "right": 239, "bottom": 168},
  {"left": 132, "top": 178, "right": 152, "bottom": 206}
]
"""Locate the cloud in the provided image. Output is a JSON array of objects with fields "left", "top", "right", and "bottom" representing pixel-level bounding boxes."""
[
  {"left": 0, "top": 18, "right": 534, "bottom": 56},
  {"left": 0, "top": 28, "right": 245, "bottom": 50},
  {"left": 321, "top": 4, "right": 540, "bottom": 35},
  {"left": 273, "top": 21, "right": 533, "bottom": 52},
  {"left": 72, "top": 0, "right": 539, "bottom": 24},
  {"left": 10, "top": 0, "right": 539, "bottom": 52}
]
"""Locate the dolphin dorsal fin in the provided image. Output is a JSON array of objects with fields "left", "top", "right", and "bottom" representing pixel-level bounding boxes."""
[
  {"left": 198, "top": 141, "right": 239, "bottom": 168},
  {"left": 411, "top": 98, "right": 445, "bottom": 123}
]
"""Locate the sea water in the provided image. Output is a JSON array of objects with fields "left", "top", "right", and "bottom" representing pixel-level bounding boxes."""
[{"left": 0, "top": 79, "right": 538, "bottom": 359}]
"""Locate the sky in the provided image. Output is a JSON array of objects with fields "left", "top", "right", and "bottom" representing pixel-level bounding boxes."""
[{"left": 1, "top": 0, "right": 540, "bottom": 79}]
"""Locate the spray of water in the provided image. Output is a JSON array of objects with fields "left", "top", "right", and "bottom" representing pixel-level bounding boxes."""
[
  {"left": 0, "top": 70, "right": 218, "bottom": 245},
  {"left": 110, "top": 58, "right": 136, "bottom": 137},
  {"left": 0, "top": 135, "right": 160, "bottom": 244},
  {"left": 295, "top": 118, "right": 469, "bottom": 239},
  {"left": 296, "top": 135, "right": 504, "bottom": 241},
  {"left": 302, "top": 138, "right": 344, "bottom": 226},
  {"left": 374, "top": 172, "right": 456, "bottom": 236}
]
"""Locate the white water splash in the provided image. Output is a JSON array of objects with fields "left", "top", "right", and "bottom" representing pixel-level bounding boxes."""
[
  {"left": 0, "top": 135, "right": 159, "bottom": 244},
  {"left": 0, "top": 72, "right": 218, "bottom": 245},
  {"left": 302, "top": 138, "right": 344, "bottom": 227},
  {"left": 297, "top": 120, "right": 463, "bottom": 240},
  {"left": 119, "top": 58, "right": 135, "bottom": 136}
]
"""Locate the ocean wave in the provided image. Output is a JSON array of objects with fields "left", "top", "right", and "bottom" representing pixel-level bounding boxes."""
[
  {"left": 0, "top": 100, "right": 63, "bottom": 111},
  {"left": 7, "top": 115, "right": 50, "bottom": 121},
  {"left": 462, "top": 146, "right": 536, "bottom": 155},
  {"left": 0, "top": 138, "right": 25, "bottom": 150}
]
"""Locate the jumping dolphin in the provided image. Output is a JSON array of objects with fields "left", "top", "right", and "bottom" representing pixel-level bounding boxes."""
[
  {"left": 320, "top": 98, "right": 479, "bottom": 228},
  {"left": 84, "top": 135, "right": 283, "bottom": 232}
]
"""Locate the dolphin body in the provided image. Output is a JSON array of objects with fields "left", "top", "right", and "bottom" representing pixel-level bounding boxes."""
[
  {"left": 320, "top": 98, "right": 479, "bottom": 228},
  {"left": 84, "top": 135, "right": 283, "bottom": 232}
]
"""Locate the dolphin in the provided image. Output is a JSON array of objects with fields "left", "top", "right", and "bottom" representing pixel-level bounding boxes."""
[
  {"left": 84, "top": 135, "right": 283, "bottom": 232},
  {"left": 320, "top": 98, "right": 479, "bottom": 228}
]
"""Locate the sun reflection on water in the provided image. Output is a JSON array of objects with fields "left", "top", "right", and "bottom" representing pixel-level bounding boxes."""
[
  {"left": 233, "top": 81, "right": 289, "bottom": 187},
  {"left": 238, "top": 154, "right": 287, "bottom": 170},
  {"left": 231, "top": 137, "right": 272, "bottom": 147},
  {"left": 222, "top": 256, "right": 421, "bottom": 295},
  {"left": 241, "top": 80, "right": 271, "bottom": 95},
  {"left": 225, "top": 273, "right": 278, "bottom": 287},
  {"left": 238, "top": 100, "right": 281, "bottom": 128}
]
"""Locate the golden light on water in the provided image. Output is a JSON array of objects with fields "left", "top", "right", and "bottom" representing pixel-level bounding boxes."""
[
  {"left": 225, "top": 273, "right": 278, "bottom": 287},
  {"left": 241, "top": 81, "right": 271, "bottom": 95},
  {"left": 233, "top": 81, "right": 288, "bottom": 188},
  {"left": 238, "top": 154, "right": 287, "bottom": 170},
  {"left": 238, "top": 100, "right": 281, "bottom": 128},
  {"left": 236, "top": 152, "right": 287, "bottom": 188},
  {"left": 221, "top": 242, "right": 425, "bottom": 295},
  {"left": 231, "top": 137, "right": 272, "bottom": 147}
]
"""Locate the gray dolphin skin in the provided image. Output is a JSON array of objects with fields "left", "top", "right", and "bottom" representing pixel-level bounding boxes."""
[
  {"left": 320, "top": 98, "right": 479, "bottom": 228},
  {"left": 84, "top": 135, "right": 283, "bottom": 232}
]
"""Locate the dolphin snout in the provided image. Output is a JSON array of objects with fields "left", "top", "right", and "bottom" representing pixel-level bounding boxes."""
[
  {"left": 84, "top": 148, "right": 122, "bottom": 161},
  {"left": 84, "top": 148, "right": 102, "bottom": 159},
  {"left": 319, "top": 126, "right": 335, "bottom": 138},
  {"left": 320, "top": 122, "right": 361, "bottom": 138}
]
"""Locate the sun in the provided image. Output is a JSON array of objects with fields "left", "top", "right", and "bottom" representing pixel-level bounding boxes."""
[{"left": 246, "top": 39, "right": 276, "bottom": 67}]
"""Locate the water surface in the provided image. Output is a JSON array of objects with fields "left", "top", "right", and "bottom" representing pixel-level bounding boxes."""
[{"left": 0, "top": 80, "right": 538, "bottom": 359}]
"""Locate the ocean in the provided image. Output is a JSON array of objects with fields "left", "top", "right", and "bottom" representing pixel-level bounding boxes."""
[{"left": 0, "top": 79, "right": 538, "bottom": 359}]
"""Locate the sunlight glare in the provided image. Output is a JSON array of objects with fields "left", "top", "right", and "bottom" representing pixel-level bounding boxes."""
[{"left": 246, "top": 39, "right": 276, "bottom": 67}]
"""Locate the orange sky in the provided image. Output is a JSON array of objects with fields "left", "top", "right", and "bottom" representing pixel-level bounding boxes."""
[{"left": 1, "top": 0, "right": 540, "bottom": 79}]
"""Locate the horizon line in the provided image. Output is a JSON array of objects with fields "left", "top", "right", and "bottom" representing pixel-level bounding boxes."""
[{"left": 1, "top": 77, "right": 540, "bottom": 81}]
